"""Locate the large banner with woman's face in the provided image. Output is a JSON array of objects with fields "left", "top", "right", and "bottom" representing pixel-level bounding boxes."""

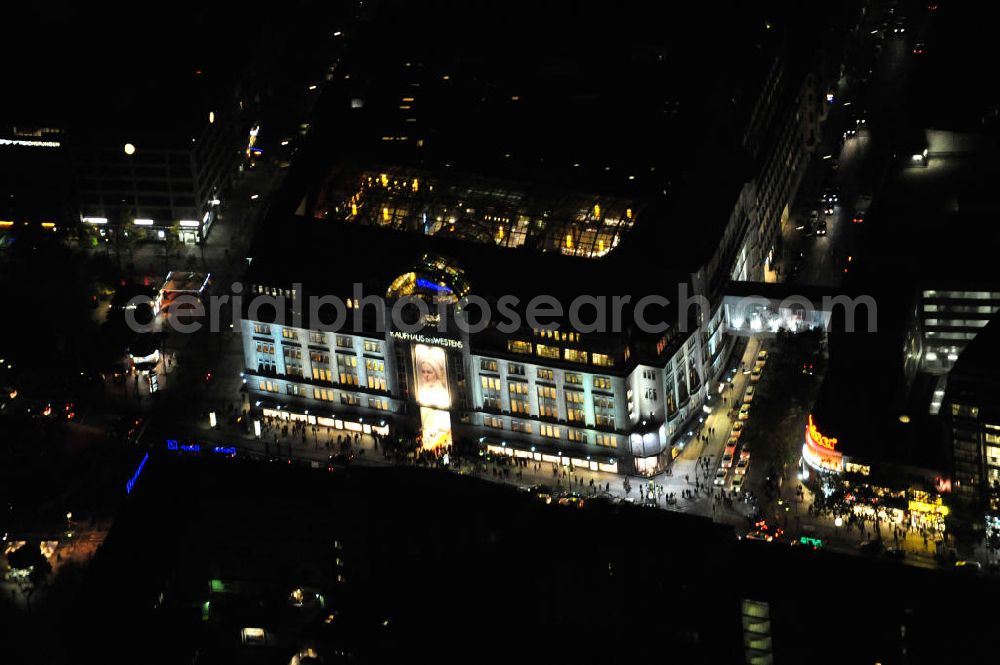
[{"left": 413, "top": 344, "right": 450, "bottom": 409}]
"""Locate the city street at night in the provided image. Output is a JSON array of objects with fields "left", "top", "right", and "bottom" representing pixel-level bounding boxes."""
[{"left": 4, "top": 1, "right": 1000, "bottom": 664}]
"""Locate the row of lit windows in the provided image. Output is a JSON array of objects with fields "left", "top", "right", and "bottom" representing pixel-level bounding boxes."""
[
  {"left": 923, "top": 304, "right": 997, "bottom": 315},
  {"left": 926, "top": 331, "right": 978, "bottom": 340},
  {"left": 951, "top": 403, "right": 980, "bottom": 419},
  {"left": 924, "top": 319, "right": 990, "bottom": 328},
  {"left": 923, "top": 290, "right": 1000, "bottom": 300},
  {"left": 506, "top": 340, "right": 613, "bottom": 367},
  {"left": 482, "top": 359, "right": 610, "bottom": 389},
  {"left": 253, "top": 285, "right": 295, "bottom": 299},
  {"left": 494, "top": 424, "right": 612, "bottom": 445},
  {"left": 533, "top": 328, "right": 581, "bottom": 343},
  {"left": 255, "top": 325, "right": 380, "bottom": 353},
  {"left": 481, "top": 382, "right": 614, "bottom": 428}
]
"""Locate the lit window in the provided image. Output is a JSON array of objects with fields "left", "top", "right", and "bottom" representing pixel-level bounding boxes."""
[
  {"left": 593, "top": 376, "right": 612, "bottom": 391},
  {"left": 508, "top": 340, "right": 533, "bottom": 354},
  {"left": 592, "top": 353, "right": 613, "bottom": 367},
  {"left": 537, "top": 344, "right": 560, "bottom": 360},
  {"left": 596, "top": 434, "right": 617, "bottom": 448}
]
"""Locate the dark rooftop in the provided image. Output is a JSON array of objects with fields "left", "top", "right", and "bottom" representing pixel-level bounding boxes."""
[
  {"left": 1, "top": 1, "right": 344, "bottom": 147},
  {"left": 270, "top": 0, "right": 857, "bottom": 275},
  {"left": 950, "top": 314, "right": 1000, "bottom": 384},
  {"left": 903, "top": 2, "right": 1000, "bottom": 133},
  {"left": 246, "top": 209, "right": 688, "bottom": 338}
]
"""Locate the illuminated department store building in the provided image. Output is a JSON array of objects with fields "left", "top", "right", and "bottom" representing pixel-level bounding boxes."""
[{"left": 241, "top": 166, "right": 764, "bottom": 475}]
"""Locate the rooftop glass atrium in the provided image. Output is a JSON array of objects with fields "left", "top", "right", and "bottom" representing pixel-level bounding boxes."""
[{"left": 305, "top": 167, "right": 638, "bottom": 259}]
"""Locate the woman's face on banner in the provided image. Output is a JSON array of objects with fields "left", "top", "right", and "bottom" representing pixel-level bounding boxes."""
[{"left": 420, "top": 360, "right": 440, "bottom": 386}]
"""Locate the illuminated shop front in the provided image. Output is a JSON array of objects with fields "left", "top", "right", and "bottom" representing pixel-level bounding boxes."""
[
  {"left": 261, "top": 406, "right": 390, "bottom": 438},
  {"left": 485, "top": 441, "right": 619, "bottom": 474},
  {"left": 799, "top": 411, "right": 950, "bottom": 536},
  {"left": 801, "top": 414, "right": 844, "bottom": 475},
  {"left": 834, "top": 485, "right": 949, "bottom": 536}
]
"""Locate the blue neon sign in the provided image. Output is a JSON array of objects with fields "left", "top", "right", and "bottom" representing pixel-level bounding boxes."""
[
  {"left": 416, "top": 278, "right": 452, "bottom": 294},
  {"left": 166, "top": 439, "right": 179, "bottom": 450},
  {"left": 213, "top": 446, "right": 237, "bottom": 455},
  {"left": 180, "top": 443, "right": 201, "bottom": 452},
  {"left": 126, "top": 453, "right": 150, "bottom": 495}
]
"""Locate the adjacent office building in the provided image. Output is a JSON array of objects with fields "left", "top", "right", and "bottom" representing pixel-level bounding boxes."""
[
  {"left": 73, "top": 92, "right": 251, "bottom": 244},
  {"left": 943, "top": 316, "right": 1000, "bottom": 508},
  {"left": 1, "top": 2, "right": 347, "bottom": 243}
]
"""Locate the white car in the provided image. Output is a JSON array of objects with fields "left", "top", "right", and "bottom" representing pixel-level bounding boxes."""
[
  {"left": 731, "top": 475, "right": 745, "bottom": 492},
  {"left": 714, "top": 469, "right": 727, "bottom": 486}
]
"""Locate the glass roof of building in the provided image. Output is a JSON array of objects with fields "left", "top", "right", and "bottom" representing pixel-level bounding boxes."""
[{"left": 306, "top": 167, "right": 638, "bottom": 259}]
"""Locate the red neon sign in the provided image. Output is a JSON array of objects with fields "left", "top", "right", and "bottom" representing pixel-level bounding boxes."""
[{"left": 807, "top": 414, "right": 838, "bottom": 451}]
